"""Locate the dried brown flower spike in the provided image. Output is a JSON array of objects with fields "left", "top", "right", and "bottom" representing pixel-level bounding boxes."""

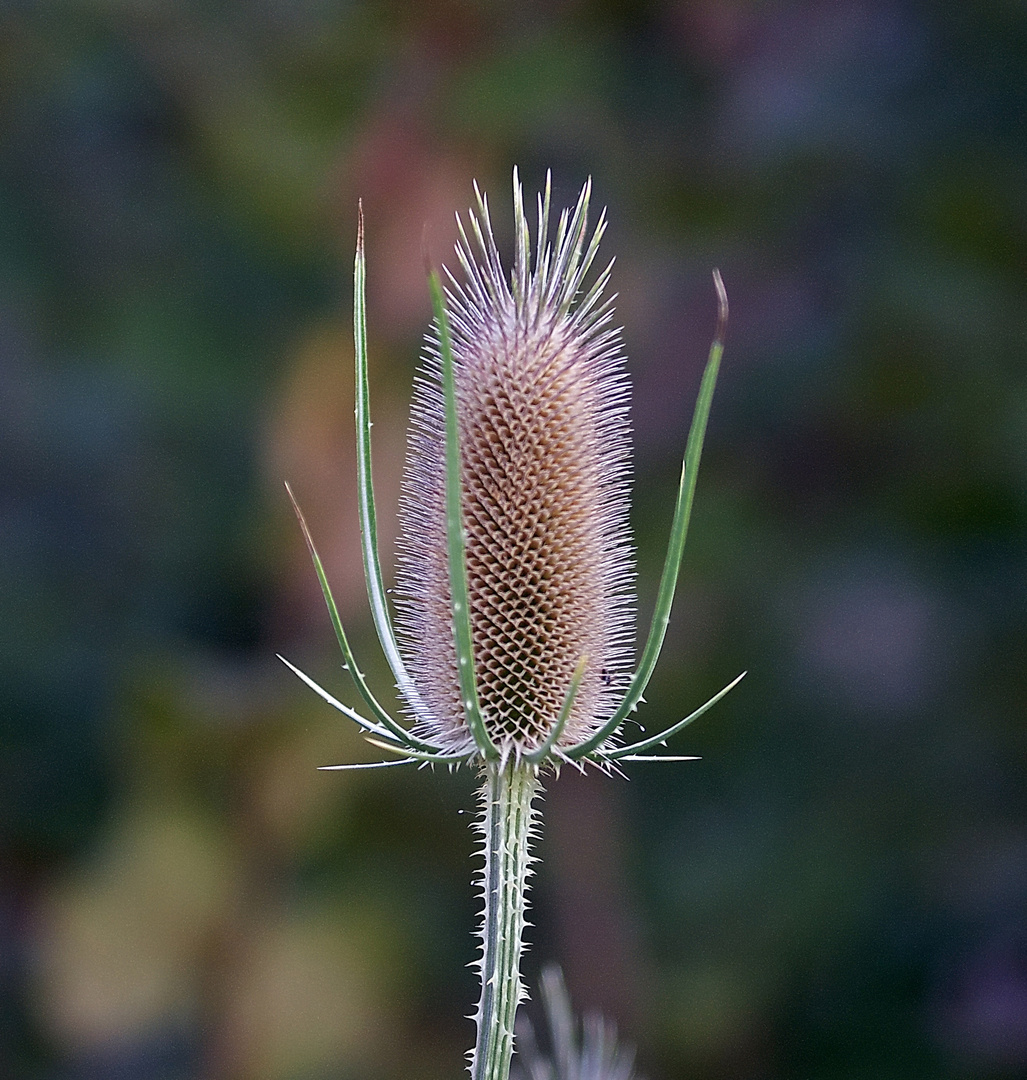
[
  {"left": 281, "top": 170, "right": 738, "bottom": 776},
  {"left": 397, "top": 174, "right": 633, "bottom": 759}
]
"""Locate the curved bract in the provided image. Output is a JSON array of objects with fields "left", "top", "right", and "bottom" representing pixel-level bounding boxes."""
[{"left": 280, "top": 171, "right": 743, "bottom": 771}]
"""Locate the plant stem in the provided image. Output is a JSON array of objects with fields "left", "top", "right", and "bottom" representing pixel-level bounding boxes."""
[{"left": 471, "top": 760, "right": 541, "bottom": 1080}]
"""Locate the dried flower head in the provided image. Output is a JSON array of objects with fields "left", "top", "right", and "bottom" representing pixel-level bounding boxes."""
[
  {"left": 280, "top": 169, "right": 741, "bottom": 773},
  {"left": 396, "top": 174, "right": 633, "bottom": 758}
]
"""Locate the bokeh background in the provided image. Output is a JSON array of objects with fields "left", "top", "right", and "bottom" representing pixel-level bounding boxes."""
[{"left": 2, "top": 2, "right": 1026, "bottom": 1078}]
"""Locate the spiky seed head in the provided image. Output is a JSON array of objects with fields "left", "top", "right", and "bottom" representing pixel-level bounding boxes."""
[{"left": 395, "top": 172, "right": 635, "bottom": 759}]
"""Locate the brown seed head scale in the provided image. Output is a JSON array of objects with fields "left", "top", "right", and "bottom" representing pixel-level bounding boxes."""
[{"left": 396, "top": 172, "right": 635, "bottom": 760}]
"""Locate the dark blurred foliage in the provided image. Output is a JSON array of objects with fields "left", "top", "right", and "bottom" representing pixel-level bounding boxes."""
[{"left": 1, "top": 1, "right": 1025, "bottom": 1078}]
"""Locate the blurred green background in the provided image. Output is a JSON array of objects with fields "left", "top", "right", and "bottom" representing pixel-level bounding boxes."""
[{"left": 1, "top": 2, "right": 1025, "bottom": 1078}]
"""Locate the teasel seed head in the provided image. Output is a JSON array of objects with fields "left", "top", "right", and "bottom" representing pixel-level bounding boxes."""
[
  {"left": 284, "top": 168, "right": 736, "bottom": 775},
  {"left": 396, "top": 172, "right": 635, "bottom": 760}
]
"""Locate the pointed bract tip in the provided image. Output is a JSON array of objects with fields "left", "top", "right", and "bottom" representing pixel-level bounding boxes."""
[
  {"left": 422, "top": 222, "right": 437, "bottom": 279},
  {"left": 712, "top": 268, "right": 728, "bottom": 345},
  {"left": 283, "top": 478, "right": 301, "bottom": 516},
  {"left": 283, "top": 482, "right": 319, "bottom": 560}
]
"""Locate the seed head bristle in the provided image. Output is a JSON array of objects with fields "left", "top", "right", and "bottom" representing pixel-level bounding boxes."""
[{"left": 396, "top": 171, "right": 634, "bottom": 758}]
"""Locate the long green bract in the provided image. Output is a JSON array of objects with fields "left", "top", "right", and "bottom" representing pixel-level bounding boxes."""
[
  {"left": 364, "top": 737, "right": 473, "bottom": 764},
  {"left": 428, "top": 268, "right": 499, "bottom": 761},
  {"left": 525, "top": 654, "right": 588, "bottom": 764},
  {"left": 603, "top": 670, "right": 747, "bottom": 760},
  {"left": 568, "top": 273, "right": 727, "bottom": 760},
  {"left": 277, "top": 654, "right": 397, "bottom": 743},
  {"left": 284, "top": 482, "right": 446, "bottom": 755},
  {"left": 318, "top": 759, "right": 414, "bottom": 771},
  {"left": 354, "top": 205, "right": 427, "bottom": 721}
]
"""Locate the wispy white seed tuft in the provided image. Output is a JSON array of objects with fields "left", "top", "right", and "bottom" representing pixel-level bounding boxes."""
[{"left": 396, "top": 171, "right": 635, "bottom": 758}]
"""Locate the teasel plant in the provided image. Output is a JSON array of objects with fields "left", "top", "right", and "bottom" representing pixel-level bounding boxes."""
[{"left": 279, "top": 170, "right": 743, "bottom": 1080}]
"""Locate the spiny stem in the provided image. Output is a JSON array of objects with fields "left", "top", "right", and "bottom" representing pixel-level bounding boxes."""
[{"left": 472, "top": 761, "right": 541, "bottom": 1080}]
